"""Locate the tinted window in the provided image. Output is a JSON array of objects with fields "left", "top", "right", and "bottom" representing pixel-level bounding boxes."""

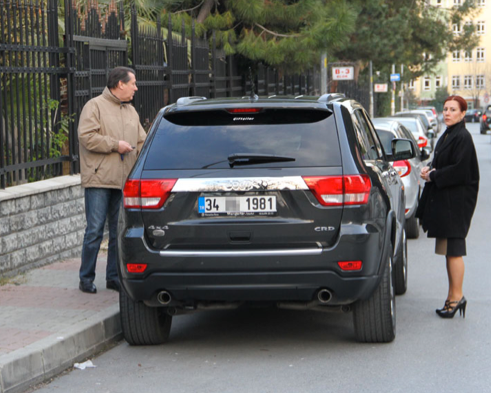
[
  {"left": 144, "top": 112, "right": 341, "bottom": 169},
  {"left": 352, "top": 110, "right": 379, "bottom": 160},
  {"left": 376, "top": 129, "right": 395, "bottom": 154}
]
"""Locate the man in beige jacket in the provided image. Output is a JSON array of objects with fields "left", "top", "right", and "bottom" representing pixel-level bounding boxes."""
[{"left": 78, "top": 67, "right": 146, "bottom": 294}]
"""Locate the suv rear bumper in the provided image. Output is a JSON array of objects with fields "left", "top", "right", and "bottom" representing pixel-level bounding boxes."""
[
  {"left": 118, "top": 221, "right": 392, "bottom": 307},
  {"left": 123, "top": 270, "right": 382, "bottom": 307}
]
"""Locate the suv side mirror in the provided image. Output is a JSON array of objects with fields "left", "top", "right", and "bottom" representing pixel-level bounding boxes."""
[
  {"left": 427, "top": 130, "right": 435, "bottom": 139},
  {"left": 388, "top": 139, "right": 416, "bottom": 161}
]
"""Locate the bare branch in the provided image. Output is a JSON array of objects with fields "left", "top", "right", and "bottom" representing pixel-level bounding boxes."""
[
  {"left": 173, "top": 1, "right": 204, "bottom": 15},
  {"left": 197, "top": 0, "right": 215, "bottom": 24},
  {"left": 254, "top": 23, "right": 300, "bottom": 38}
]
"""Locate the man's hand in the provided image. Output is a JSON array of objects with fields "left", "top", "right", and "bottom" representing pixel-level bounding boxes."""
[{"left": 118, "top": 141, "right": 134, "bottom": 154}]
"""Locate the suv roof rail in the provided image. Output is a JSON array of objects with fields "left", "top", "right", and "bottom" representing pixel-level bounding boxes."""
[
  {"left": 318, "top": 93, "right": 345, "bottom": 103},
  {"left": 176, "top": 96, "right": 207, "bottom": 106}
]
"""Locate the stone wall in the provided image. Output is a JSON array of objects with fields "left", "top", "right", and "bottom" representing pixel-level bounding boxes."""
[{"left": 0, "top": 176, "right": 86, "bottom": 277}]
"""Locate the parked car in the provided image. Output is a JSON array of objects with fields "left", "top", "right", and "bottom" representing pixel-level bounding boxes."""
[
  {"left": 118, "top": 93, "right": 416, "bottom": 344},
  {"left": 385, "top": 116, "right": 434, "bottom": 152},
  {"left": 393, "top": 111, "right": 433, "bottom": 135},
  {"left": 417, "top": 106, "right": 438, "bottom": 117},
  {"left": 398, "top": 109, "right": 439, "bottom": 134},
  {"left": 417, "top": 106, "right": 441, "bottom": 133},
  {"left": 372, "top": 118, "right": 431, "bottom": 239},
  {"left": 480, "top": 105, "right": 491, "bottom": 134},
  {"left": 464, "top": 109, "right": 482, "bottom": 123}
]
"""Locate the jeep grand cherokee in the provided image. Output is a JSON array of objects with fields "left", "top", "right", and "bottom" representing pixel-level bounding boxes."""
[{"left": 117, "top": 93, "right": 414, "bottom": 344}]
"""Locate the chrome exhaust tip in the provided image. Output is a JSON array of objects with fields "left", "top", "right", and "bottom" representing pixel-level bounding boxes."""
[
  {"left": 157, "top": 291, "right": 172, "bottom": 305},
  {"left": 317, "top": 289, "right": 332, "bottom": 304}
]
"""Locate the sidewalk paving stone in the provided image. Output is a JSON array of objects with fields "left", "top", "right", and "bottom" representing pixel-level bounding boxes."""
[{"left": 0, "top": 254, "right": 122, "bottom": 393}]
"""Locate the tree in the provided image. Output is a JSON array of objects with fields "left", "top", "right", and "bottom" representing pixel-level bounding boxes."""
[
  {"left": 431, "top": 86, "right": 449, "bottom": 113},
  {"left": 333, "top": 0, "right": 480, "bottom": 79},
  {"left": 156, "top": 0, "right": 358, "bottom": 73}
]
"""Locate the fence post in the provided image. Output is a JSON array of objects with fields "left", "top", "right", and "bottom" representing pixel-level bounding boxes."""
[
  {"left": 212, "top": 31, "right": 217, "bottom": 98},
  {"left": 64, "top": 0, "right": 77, "bottom": 174},
  {"left": 167, "top": 15, "right": 174, "bottom": 103},
  {"left": 191, "top": 20, "right": 196, "bottom": 96}
]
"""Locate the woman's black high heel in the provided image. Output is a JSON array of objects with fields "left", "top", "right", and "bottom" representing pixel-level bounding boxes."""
[
  {"left": 436, "top": 296, "right": 467, "bottom": 319},
  {"left": 436, "top": 300, "right": 450, "bottom": 313}
]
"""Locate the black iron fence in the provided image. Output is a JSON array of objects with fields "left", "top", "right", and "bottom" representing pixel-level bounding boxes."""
[{"left": 0, "top": 0, "right": 326, "bottom": 189}]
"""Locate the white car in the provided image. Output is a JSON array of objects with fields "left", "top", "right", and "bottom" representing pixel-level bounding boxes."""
[{"left": 372, "top": 118, "right": 431, "bottom": 239}]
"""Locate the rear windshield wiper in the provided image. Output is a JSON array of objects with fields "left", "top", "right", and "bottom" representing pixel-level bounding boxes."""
[{"left": 228, "top": 153, "right": 296, "bottom": 167}]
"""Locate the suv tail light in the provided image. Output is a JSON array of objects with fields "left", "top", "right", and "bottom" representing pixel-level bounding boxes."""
[
  {"left": 392, "top": 160, "right": 411, "bottom": 178},
  {"left": 123, "top": 179, "right": 177, "bottom": 209},
  {"left": 417, "top": 135, "right": 428, "bottom": 148},
  {"left": 483, "top": 114, "right": 487, "bottom": 121},
  {"left": 338, "top": 261, "right": 363, "bottom": 271},
  {"left": 303, "top": 175, "right": 371, "bottom": 206}
]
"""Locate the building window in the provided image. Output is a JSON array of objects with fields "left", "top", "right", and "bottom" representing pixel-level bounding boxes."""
[
  {"left": 477, "top": 21, "right": 485, "bottom": 35},
  {"left": 436, "top": 0, "right": 442, "bottom": 5},
  {"left": 408, "top": 79, "right": 415, "bottom": 90},
  {"left": 477, "top": 47, "right": 485, "bottom": 62},
  {"left": 454, "top": 0, "right": 462, "bottom": 5},
  {"left": 476, "top": 75, "right": 485, "bottom": 89},
  {"left": 464, "top": 51, "right": 472, "bottom": 62},
  {"left": 477, "top": 0, "right": 485, "bottom": 6},
  {"left": 452, "top": 76, "right": 460, "bottom": 90},
  {"left": 464, "top": 75, "right": 473, "bottom": 90},
  {"left": 452, "top": 51, "right": 461, "bottom": 62},
  {"left": 423, "top": 77, "right": 431, "bottom": 91},
  {"left": 453, "top": 24, "right": 461, "bottom": 34},
  {"left": 435, "top": 76, "right": 442, "bottom": 88}
]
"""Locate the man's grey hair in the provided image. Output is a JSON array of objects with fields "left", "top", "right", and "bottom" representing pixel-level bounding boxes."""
[{"left": 107, "top": 67, "right": 135, "bottom": 89}]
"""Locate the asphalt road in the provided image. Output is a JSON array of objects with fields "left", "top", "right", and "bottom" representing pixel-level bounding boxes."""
[{"left": 32, "top": 122, "right": 491, "bottom": 393}]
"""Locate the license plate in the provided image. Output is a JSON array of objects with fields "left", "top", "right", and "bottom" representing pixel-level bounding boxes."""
[{"left": 198, "top": 196, "right": 277, "bottom": 215}]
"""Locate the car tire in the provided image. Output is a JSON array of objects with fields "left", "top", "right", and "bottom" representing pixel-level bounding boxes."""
[
  {"left": 353, "top": 246, "right": 396, "bottom": 343},
  {"left": 405, "top": 212, "right": 419, "bottom": 239},
  {"left": 394, "top": 230, "right": 408, "bottom": 295},
  {"left": 120, "top": 289, "right": 172, "bottom": 345},
  {"left": 480, "top": 125, "right": 487, "bottom": 134}
]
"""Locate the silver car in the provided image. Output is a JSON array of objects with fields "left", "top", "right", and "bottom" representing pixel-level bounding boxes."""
[
  {"left": 384, "top": 116, "right": 434, "bottom": 152},
  {"left": 399, "top": 109, "right": 440, "bottom": 134},
  {"left": 372, "top": 118, "right": 431, "bottom": 239}
]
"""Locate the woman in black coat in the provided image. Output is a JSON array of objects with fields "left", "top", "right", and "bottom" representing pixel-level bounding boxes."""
[{"left": 416, "top": 95, "right": 479, "bottom": 319}]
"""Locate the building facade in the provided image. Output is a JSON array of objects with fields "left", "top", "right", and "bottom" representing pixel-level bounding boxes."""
[{"left": 411, "top": 0, "right": 490, "bottom": 110}]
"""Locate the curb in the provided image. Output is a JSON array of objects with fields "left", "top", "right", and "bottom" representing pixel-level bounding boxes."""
[{"left": 0, "top": 306, "right": 122, "bottom": 393}]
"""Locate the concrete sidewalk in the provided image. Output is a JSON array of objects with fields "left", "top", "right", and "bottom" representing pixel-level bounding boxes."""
[{"left": 0, "top": 254, "right": 122, "bottom": 393}]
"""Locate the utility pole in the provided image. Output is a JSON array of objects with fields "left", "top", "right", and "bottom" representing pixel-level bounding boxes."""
[
  {"left": 391, "top": 64, "right": 396, "bottom": 115},
  {"left": 321, "top": 53, "right": 327, "bottom": 95},
  {"left": 400, "top": 65, "right": 404, "bottom": 111},
  {"left": 369, "top": 61, "right": 374, "bottom": 118}
]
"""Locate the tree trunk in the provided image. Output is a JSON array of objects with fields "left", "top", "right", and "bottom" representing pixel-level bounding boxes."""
[{"left": 196, "top": 0, "right": 215, "bottom": 24}]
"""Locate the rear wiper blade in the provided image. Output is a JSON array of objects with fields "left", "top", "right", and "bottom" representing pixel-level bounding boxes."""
[{"left": 228, "top": 153, "right": 296, "bottom": 167}]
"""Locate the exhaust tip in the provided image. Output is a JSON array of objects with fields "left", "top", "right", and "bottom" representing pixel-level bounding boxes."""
[
  {"left": 157, "top": 291, "right": 172, "bottom": 305},
  {"left": 317, "top": 289, "right": 332, "bottom": 304}
]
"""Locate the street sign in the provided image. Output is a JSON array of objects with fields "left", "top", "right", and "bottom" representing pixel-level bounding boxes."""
[
  {"left": 484, "top": 93, "right": 489, "bottom": 104},
  {"left": 390, "top": 73, "right": 401, "bottom": 82},
  {"left": 374, "top": 83, "right": 388, "bottom": 93},
  {"left": 332, "top": 66, "right": 354, "bottom": 80}
]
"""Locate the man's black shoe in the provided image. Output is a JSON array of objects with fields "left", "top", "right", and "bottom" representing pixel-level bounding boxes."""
[
  {"left": 79, "top": 281, "right": 97, "bottom": 294},
  {"left": 106, "top": 280, "right": 120, "bottom": 292}
]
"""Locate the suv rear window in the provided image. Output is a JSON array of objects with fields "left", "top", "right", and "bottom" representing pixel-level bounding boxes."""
[{"left": 144, "top": 109, "right": 341, "bottom": 169}]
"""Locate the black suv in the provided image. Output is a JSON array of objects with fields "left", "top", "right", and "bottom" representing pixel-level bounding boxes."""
[{"left": 117, "top": 94, "right": 415, "bottom": 344}]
